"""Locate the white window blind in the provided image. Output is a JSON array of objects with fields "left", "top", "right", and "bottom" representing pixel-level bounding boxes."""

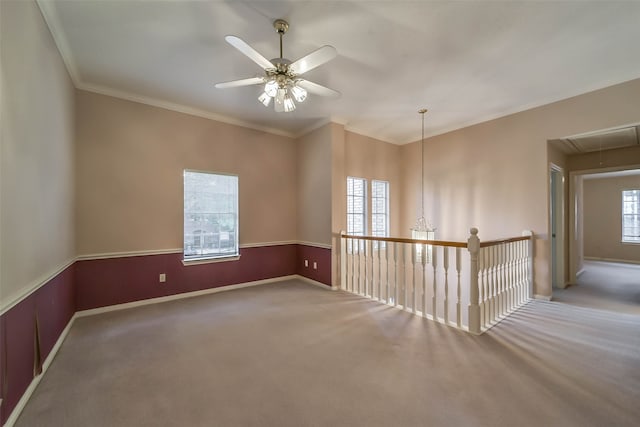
[
  {"left": 347, "top": 176, "right": 367, "bottom": 236},
  {"left": 184, "top": 171, "right": 239, "bottom": 259},
  {"left": 622, "top": 189, "right": 640, "bottom": 243}
]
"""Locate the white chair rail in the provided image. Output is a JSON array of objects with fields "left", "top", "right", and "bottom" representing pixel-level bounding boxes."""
[{"left": 339, "top": 228, "right": 534, "bottom": 334}]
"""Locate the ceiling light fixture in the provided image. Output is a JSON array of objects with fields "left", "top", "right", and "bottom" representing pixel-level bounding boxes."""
[
  {"left": 412, "top": 108, "right": 436, "bottom": 239},
  {"left": 256, "top": 20, "right": 307, "bottom": 112},
  {"left": 215, "top": 19, "right": 340, "bottom": 113}
]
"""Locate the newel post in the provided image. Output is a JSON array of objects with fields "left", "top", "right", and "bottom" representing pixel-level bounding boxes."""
[
  {"left": 467, "top": 227, "right": 481, "bottom": 335},
  {"left": 340, "top": 231, "right": 347, "bottom": 291}
]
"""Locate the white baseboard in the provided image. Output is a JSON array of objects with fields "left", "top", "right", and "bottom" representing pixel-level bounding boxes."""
[
  {"left": 4, "top": 313, "right": 77, "bottom": 427},
  {"left": 533, "top": 294, "right": 552, "bottom": 301},
  {"left": 584, "top": 257, "right": 640, "bottom": 265},
  {"left": 76, "top": 275, "right": 299, "bottom": 317},
  {"left": 4, "top": 274, "right": 331, "bottom": 425},
  {"left": 296, "top": 275, "right": 333, "bottom": 290}
]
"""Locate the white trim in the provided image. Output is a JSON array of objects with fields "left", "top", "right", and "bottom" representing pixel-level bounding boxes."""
[
  {"left": 3, "top": 274, "right": 330, "bottom": 424},
  {"left": 3, "top": 313, "right": 77, "bottom": 427},
  {"left": 75, "top": 275, "right": 299, "bottom": 317},
  {"left": 297, "top": 241, "right": 333, "bottom": 250},
  {"left": 181, "top": 255, "right": 240, "bottom": 266},
  {"left": 4, "top": 242, "right": 332, "bottom": 315},
  {"left": 584, "top": 256, "right": 640, "bottom": 265},
  {"left": 533, "top": 294, "right": 552, "bottom": 301},
  {"left": 76, "top": 241, "right": 324, "bottom": 261},
  {"left": 297, "top": 275, "right": 334, "bottom": 290},
  {"left": 240, "top": 240, "right": 297, "bottom": 248},
  {"left": 76, "top": 248, "right": 182, "bottom": 261},
  {"left": 36, "top": 0, "right": 81, "bottom": 86},
  {"left": 0, "top": 257, "right": 75, "bottom": 315},
  {"left": 78, "top": 83, "right": 296, "bottom": 139}
]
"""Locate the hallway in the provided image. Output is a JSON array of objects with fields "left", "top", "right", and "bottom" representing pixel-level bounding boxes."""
[{"left": 552, "top": 261, "right": 640, "bottom": 315}]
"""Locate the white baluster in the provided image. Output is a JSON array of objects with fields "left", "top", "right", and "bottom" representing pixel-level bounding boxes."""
[
  {"left": 402, "top": 243, "right": 408, "bottom": 309},
  {"left": 432, "top": 245, "right": 438, "bottom": 321},
  {"left": 443, "top": 246, "right": 450, "bottom": 324},
  {"left": 422, "top": 243, "right": 428, "bottom": 318},
  {"left": 394, "top": 241, "right": 399, "bottom": 306},
  {"left": 456, "top": 247, "right": 462, "bottom": 328},
  {"left": 411, "top": 242, "right": 417, "bottom": 313},
  {"left": 378, "top": 241, "right": 383, "bottom": 301},
  {"left": 385, "top": 241, "right": 390, "bottom": 303},
  {"left": 364, "top": 239, "right": 370, "bottom": 297},
  {"left": 349, "top": 238, "right": 354, "bottom": 293}
]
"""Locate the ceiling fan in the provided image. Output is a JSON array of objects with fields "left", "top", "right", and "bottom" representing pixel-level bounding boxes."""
[{"left": 214, "top": 19, "right": 340, "bottom": 113}]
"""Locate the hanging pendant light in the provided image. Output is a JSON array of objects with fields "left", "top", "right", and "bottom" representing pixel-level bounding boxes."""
[{"left": 411, "top": 108, "right": 435, "bottom": 240}]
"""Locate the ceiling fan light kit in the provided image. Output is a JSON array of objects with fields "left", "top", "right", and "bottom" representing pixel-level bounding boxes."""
[{"left": 215, "top": 19, "right": 339, "bottom": 113}]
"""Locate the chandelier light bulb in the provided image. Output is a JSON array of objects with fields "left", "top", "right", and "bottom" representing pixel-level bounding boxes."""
[
  {"left": 283, "top": 94, "right": 296, "bottom": 112},
  {"left": 258, "top": 92, "right": 272, "bottom": 107},
  {"left": 290, "top": 84, "right": 307, "bottom": 102},
  {"left": 275, "top": 88, "right": 286, "bottom": 105},
  {"left": 264, "top": 80, "right": 278, "bottom": 97}
]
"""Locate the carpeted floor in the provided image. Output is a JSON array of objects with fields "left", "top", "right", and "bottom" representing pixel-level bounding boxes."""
[
  {"left": 553, "top": 260, "right": 640, "bottom": 315},
  {"left": 15, "top": 278, "right": 640, "bottom": 427}
]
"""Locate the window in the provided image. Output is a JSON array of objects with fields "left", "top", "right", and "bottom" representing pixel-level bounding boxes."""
[
  {"left": 622, "top": 189, "right": 640, "bottom": 243},
  {"left": 184, "top": 171, "right": 239, "bottom": 260},
  {"left": 371, "top": 180, "right": 389, "bottom": 238},
  {"left": 347, "top": 176, "right": 367, "bottom": 236}
]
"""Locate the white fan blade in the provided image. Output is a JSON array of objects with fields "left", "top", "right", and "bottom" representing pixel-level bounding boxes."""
[
  {"left": 214, "top": 77, "right": 264, "bottom": 89},
  {"left": 297, "top": 79, "right": 340, "bottom": 98},
  {"left": 289, "top": 45, "right": 337, "bottom": 75},
  {"left": 225, "top": 36, "right": 275, "bottom": 70}
]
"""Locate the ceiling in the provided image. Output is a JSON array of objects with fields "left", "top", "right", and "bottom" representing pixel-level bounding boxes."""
[{"left": 38, "top": 1, "right": 640, "bottom": 144}]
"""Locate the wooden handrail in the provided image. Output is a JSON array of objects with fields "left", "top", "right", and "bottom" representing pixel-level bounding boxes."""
[
  {"left": 341, "top": 233, "right": 532, "bottom": 249},
  {"left": 340, "top": 233, "right": 468, "bottom": 248},
  {"left": 479, "top": 235, "right": 531, "bottom": 248}
]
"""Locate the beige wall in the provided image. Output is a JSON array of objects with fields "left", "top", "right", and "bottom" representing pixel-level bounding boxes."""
[
  {"left": 295, "top": 124, "right": 333, "bottom": 246},
  {"left": 399, "top": 78, "right": 640, "bottom": 297},
  {"left": 583, "top": 174, "right": 640, "bottom": 262},
  {"left": 344, "top": 131, "right": 402, "bottom": 236},
  {"left": 0, "top": 0, "right": 76, "bottom": 309},
  {"left": 75, "top": 91, "right": 297, "bottom": 255}
]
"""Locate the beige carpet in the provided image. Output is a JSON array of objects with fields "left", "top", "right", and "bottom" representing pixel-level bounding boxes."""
[
  {"left": 15, "top": 279, "right": 640, "bottom": 427},
  {"left": 553, "top": 260, "right": 640, "bottom": 315}
]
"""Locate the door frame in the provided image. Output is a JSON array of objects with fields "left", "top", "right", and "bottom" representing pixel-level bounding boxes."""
[{"left": 549, "top": 163, "right": 566, "bottom": 289}]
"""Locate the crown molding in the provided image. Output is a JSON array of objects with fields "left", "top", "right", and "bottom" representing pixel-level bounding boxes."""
[{"left": 77, "top": 83, "right": 297, "bottom": 139}]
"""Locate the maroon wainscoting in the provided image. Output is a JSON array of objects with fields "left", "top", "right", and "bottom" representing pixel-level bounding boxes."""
[
  {"left": 296, "top": 245, "right": 332, "bottom": 286},
  {"left": 0, "top": 264, "right": 75, "bottom": 426},
  {"left": 75, "top": 244, "right": 297, "bottom": 311}
]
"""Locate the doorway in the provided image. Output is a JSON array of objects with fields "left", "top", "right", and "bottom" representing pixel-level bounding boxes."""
[{"left": 550, "top": 164, "right": 566, "bottom": 288}]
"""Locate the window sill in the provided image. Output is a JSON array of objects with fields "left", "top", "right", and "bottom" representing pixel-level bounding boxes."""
[
  {"left": 621, "top": 241, "right": 640, "bottom": 245},
  {"left": 182, "top": 254, "right": 240, "bottom": 266}
]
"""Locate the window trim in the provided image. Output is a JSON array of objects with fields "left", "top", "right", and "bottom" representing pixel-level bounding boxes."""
[
  {"left": 371, "top": 179, "right": 390, "bottom": 239},
  {"left": 183, "top": 169, "right": 240, "bottom": 262},
  {"left": 346, "top": 176, "right": 367, "bottom": 236},
  {"left": 621, "top": 188, "right": 640, "bottom": 244}
]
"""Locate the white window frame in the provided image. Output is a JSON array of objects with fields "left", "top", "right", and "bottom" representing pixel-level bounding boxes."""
[
  {"left": 347, "top": 176, "right": 367, "bottom": 236},
  {"left": 622, "top": 189, "right": 640, "bottom": 244},
  {"left": 183, "top": 170, "right": 239, "bottom": 263},
  {"left": 371, "top": 180, "right": 389, "bottom": 249},
  {"left": 347, "top": 176, "right": 367, "bottom": 253}
]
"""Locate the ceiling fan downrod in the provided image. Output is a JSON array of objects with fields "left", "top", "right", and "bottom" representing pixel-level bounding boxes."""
[{"left": 274, "top": 19, "right": 289, "bottom": 59}]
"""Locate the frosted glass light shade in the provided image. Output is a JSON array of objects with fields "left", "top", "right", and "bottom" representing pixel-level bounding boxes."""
[
  {"left": 264, "top": 80, "right": 278, "bottom": 97},
  {"left": 258, "top": 92, "right": 271, "bottom": 107},
  {"left": 283, "top": 94, "right": 296, "bottom": 112},
  {"left": 290, "top": 85, "right": 307, "bottom": 102}
]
